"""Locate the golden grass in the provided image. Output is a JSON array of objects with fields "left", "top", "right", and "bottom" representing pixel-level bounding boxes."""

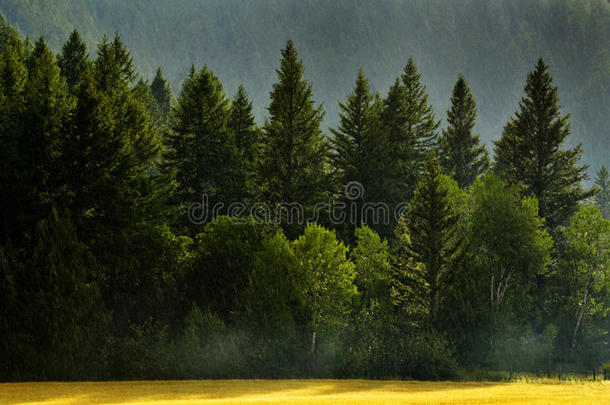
[{"left": 1, "top": 379, "right": 609, "bottom": 405}]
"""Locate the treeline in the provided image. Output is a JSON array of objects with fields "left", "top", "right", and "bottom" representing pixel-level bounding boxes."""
[
  {"left": 2, "top": 0, "right": 610, "bottom": 173},
  {"left": 1, "top": 19, "right": 610, "bottom": 381}
]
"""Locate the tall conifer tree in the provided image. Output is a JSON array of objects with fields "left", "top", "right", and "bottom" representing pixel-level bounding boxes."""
[
  {"left": 331, "top": 69, "right": 388, "bottom": 235},
  {"left": 494, "top": 59, "right": 593, "bottom": 233},
  {"left": 57, "top": 29, "right": 89, "bottom": 91},
  {"left": 381, "top": 58, "right": 439, "bottom": 203},
  {"left": 162, "top": 65, "right": 235, "bottom": 233},
  {"left": 439, "top": 75, "right": 489, "bottom": 188},
  {"left": 20, "top": 37, "right": 69, "bottom": 228},
  {"left": 0, "top": 40, "right": 27, "bottom": 241},
  {"left": 228, "top": 85, "right": 258, "bottom": 200},
  {"left": 393, "top": 154, "right": 463, "bottom": 325},
  {"left": 256, "top": 40, "right": 329, "bottom": 236},
  {"left": 93, "top": 34, "right": 135, "bottom": 92},
  {"left": 150, "top": 66, "right": 173, "bottom": 121}
]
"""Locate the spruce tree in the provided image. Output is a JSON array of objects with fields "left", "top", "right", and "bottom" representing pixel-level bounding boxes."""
[
  {"left": 93, "top": 33, "right": 135, "bottom": 92},
  {"left": 331, "top": 69, "right": 388, "bottom": 236},
  {"left": 595, "top": 165, "right": 610, "bottom": 219},
  {"left": 162, "top": 65, "right": 236, "bottom": 233},
  {"left": 57, "top": 29, "right": 89, "bottom": 91},
  {"left": 0, "top": 40, "right": 27, "bottom": 242},
  {"left": 494, "top": 59, "right": 593, "bottom": 233},
  {"left": 381, "top": 58, "right": 439, "bottom": 203},
  {"left": 401, "top": 58, "right": 439, "bottom": 155},
  {"left": 150, "top": 66, "right": 173, "bottom": 121},
  {"left": 133, "top": 78, "right": 163, "bottom": 128},
  {"left": 381, "top": 78, "right": 414, "bottom": 204},
  {"left": 59, "top": 72, "right": 121, "bottom": 232},
  {"left": 439, "top": 75, "right": 489, "bottom": 188},
  {"left": 256, "top": 40, "right": 329, "bottom": 235},
  {"left": 228, "top": 84, "right": 258, "bottom": 200},
  {"left": 20, "top": 37, "right": 69, "bottom": 230},
  {"left": 393, "top": 154, "right": 463, "bottom": 325}
]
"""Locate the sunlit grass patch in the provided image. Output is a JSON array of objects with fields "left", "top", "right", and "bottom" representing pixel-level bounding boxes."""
[{"left": 1, "top": 379, "right": 609, "bottom": 405}]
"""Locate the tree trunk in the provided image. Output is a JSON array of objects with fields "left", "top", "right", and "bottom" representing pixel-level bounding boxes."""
[
  {"left": 311, "top": 330, "right": 316, "bottom": 354},
  {"left": 571, "top": 287, "right": 589, "bottom": 349}
]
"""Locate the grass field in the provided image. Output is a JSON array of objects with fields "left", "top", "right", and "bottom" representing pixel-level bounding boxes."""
[{"left": 1, "top": 379, "right": 609, "bottom": 405}]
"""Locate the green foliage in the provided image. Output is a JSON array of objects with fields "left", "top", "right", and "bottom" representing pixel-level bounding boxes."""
[
  {"left": 93, "top": 34, "right": 135, "bottom": 92},
  {"left": 57, "top": 29, "right": 89, "bottom": 91},
  {"left": 494, "top": 59, "right": 593, "bottom": 234},
  {"left": 380, "top": 58, "right": 439, "bottom": 205},
  {"left": 352, "top": 226, "right": 392, "bottom": 312},
  {"left": 256, "top": 40, "right": 330, "bottom": 237},
  {"left": 0, "top": 38, "right": 27, "bottom": 241},
  {"left": 150, "top": 66, "right": 173, "bottom": 121},
  {"left": 559, "top": 204, "right": 610, "bottom": 356},
  {"left": 176, "top": 304, "right": 244, "bottom": 378},
  {"left": 162, "top": 65, "right": 236, "bottom": 233},
  {"left": 393, "top": 155, "right": 465, "bottom": 325},
  {"left": 469, "top": 174, "right": 552, "bottom": 342},
  {"left": 3, "top": 1, "right": 610, "bottom": 170},
  {"left": 110, "top": 318, "right": 173, "bottom": 380},
  {"left": 189, "top": 217, "right": 277, "bottom": 318},
  {"left": 439, "top": 75, "right": 489, "bottom": 188},
  {"left": 292, "top": 224, "right": 357, "bottom": 359},
  {"left": 594, "top": 165, "right": 610, "bottom": 219},
  {"left": 330, "top": 70, "right": 389, "bottom": 238},
  {"left": 0, "top": 13, "right": 608, "bottom": 381},
  {"left": 228, "top": 84, "right": 259, "bottom": 201},
  {"left": 15, "top": 211, "right": 109, "bottom": 380},
  {"left": 240, "top": 232, "right": 305, "bottom": 376}
]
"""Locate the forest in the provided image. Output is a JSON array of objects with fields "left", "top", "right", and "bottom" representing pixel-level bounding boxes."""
[
  {"left": 1, "top": 8, "right": 610, "bottom": 381},
  {"left": 1, "top": 0, "right": 610, "bottom": 175}
]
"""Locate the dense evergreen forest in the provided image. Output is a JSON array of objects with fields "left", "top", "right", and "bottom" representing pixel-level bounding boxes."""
[
  {"left": 1, "top": 0, "right": 610, "bottom": 176},
  {"left": 1, "top": 4, "right": 610, "bottom": 381}
]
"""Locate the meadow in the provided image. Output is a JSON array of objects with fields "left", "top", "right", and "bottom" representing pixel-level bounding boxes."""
[{"left": 1, "top": 379, "right": 609, "bottom": 405}]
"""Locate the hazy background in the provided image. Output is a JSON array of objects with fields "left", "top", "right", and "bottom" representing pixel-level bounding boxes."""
[{"left": 1, "top": 0, "right": 608, "bottom": 174}]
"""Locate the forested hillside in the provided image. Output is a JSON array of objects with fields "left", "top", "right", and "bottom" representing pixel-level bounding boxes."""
[
  {"left": 1, "top": 1, "right": 610, "bottom": 382},
  {"left": 0, "top": 0, "right": 609, "bottom": 172}
]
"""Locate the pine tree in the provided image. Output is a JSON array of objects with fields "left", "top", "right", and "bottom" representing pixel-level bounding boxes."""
[
  {"left": 439, "top": 75, "right": 489, "bottom": 188},
  {"left": 331, "top": 69, "right": 389, "bottom": 237},
  {"left": 150, "top": 66, "right": 173, "bottom": 121},
  {"left": 595, "top": 165, "right": 610, "bottom": 219},
  {"left": 57, "top": 29, "right": 89, "bottom": 91},
  {"left": 228, "top": 84, "right": 258, "bottom": 200},
  {"left": 162, "top": 65, "right": 235, "bottom": 233},
  {"left": 256, "top": 40, "right": 329, "bottom": 235},
  {"left": 494, "top": 59, "right": 593, "bottom": 234},
  {"left": 393, "top": 154, "right": 463, "bottom": 325}
]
